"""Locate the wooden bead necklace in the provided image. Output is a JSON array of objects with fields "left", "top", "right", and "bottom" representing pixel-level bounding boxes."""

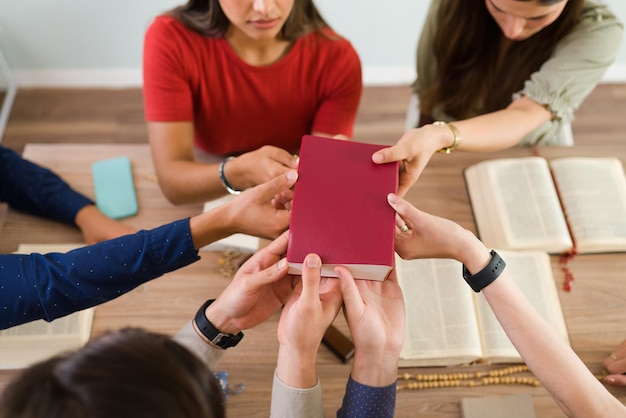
[{"left": 397, "top": 364, "right": 541, "bottom": 391}]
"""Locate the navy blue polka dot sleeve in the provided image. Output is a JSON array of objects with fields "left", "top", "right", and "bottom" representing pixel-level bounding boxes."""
[
  {"left": 0, "top": 145, "right": 93, "bottom": 225},
  {"left": 337, "top": 375, "right": 396, "bottom": 418},
  {"left": 0, "top": 218, "right": 200, "bottom": 329}
]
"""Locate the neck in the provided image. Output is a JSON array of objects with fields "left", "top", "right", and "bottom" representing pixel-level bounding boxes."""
[{"left": 225, "top": 30, "right": 291, "bottom": 66}]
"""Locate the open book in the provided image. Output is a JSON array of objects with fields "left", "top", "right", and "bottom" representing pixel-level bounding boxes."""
[
  {"left": 464, "top": 156, "right": 626, "bottom": 254},
  {"left": 396, "top": 250, "right": 569, "bottom": 367},
  {"left": 0, "top": 243, "right": 94, "bottom": 370}
]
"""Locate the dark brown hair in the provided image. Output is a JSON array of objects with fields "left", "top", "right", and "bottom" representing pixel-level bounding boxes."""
[
  {"left": 0, "top": 328, "right": 225, "bottom": 418},
  {"left": 168, "top": 0, "right": 330, "bottom": 41},
  {"left": 419, "top": 0, "right": 583, "bottom": 120}
]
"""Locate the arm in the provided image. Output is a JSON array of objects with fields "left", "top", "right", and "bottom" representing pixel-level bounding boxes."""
[
  {"left": 174, "top": 231, "right": 296, "bottom": 370},
  {"left": 372, "top": 98, "right": 551, "bottom": 196},
  {"left": 147, "top": 123, "right": 300, "bottom": 205},
  {"left": 0, "top": 145, "right": 135, "bottom": 243},
  {"left": 388, "top": 193, "right": 626, "bottom": 418},
  {"left": 271, "top": 253, "right": 343, "bottom": 418},
  {"left": 334, "top": 267, "right": 405, "bottom": 418},
  {"left": 1, "top": 171, "right": 297, "bottom": 329}
]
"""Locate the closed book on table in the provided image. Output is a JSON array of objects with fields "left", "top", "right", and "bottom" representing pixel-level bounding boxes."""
[{"left": 287, "top": 135, "right": 399, "bottom": 281}]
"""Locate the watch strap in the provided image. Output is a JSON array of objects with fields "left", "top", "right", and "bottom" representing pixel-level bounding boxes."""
[
  {"left": 194, "top": 299, "right": 244, "bottom": 349},
  {"left": 462, "top": 250, "right": 506, "bottom": 292}
]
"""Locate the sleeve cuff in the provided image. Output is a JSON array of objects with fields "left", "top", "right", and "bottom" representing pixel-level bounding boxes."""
[{"left": 270, "top": 369, "right": 324, "bottom": 418}]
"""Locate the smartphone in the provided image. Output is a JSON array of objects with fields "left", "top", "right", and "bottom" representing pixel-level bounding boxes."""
[{"left": 92, "top": 156, "right": 138, "bottom": 219}]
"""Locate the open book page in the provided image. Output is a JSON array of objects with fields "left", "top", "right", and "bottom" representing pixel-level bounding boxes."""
[
  {"left": 0, "top": 310, "right": 94, "bottom": 369},
  {"left": 464, "top": 157, "right": 572, "bottom": 254},
  {"left": 0, "top": 243, "right": 95, "bottom": 370},
  {"left": 396, "top": 256, "right": 483, "bottom": 367},
  {"left": 550, "top": 157, "right": 626, "bottom": 253},
  {"left": 473, "top": 250, "right": 570, "bottom": 363},
  {"left": 201, "top": 195, "right": 259, "bottom": 253}
]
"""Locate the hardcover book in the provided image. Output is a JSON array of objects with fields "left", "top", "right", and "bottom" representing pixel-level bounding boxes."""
[{"left": 287, "top": 135, "right": 399, "bottom": 281}]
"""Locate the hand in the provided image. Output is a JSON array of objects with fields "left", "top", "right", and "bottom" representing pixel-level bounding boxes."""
[
  {"left": 75, "top": 205, "right": 136, "bottom": 244},
  {"left": 603, "top": 340, "right": 626, "bottom": 386},
  {"left": 336, "top": 266, "right": 405, "bottom": 386},
  {"left": 371, "top": 126, "right": 443, "bottom": 196},
  {"left": 221, "top": 169, "right": 297, "bottom": 240},
  {"left": 276, "top": 253, "right": 343, "bottom": 387},
  {"left": 205, "top": 231, "right": 293, "bottom": 334},
  {"left": 224, "top": 145, "right": 299, "bottom": 191}
]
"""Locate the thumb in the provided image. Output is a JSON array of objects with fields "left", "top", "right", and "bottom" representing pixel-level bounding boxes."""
[
  {"left": 335, "top": 266, "right": 363, "bottom": 315},
  {"left": 300, "top": 253, "right": 322, "bottom": 302},
  {"left": 258, "top": 170, "right": 299, "bottom": 201}
]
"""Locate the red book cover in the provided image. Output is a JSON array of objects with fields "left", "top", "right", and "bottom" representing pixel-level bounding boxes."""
[{"left": 287, "top": 135, "right": 399, "bottom": 281}]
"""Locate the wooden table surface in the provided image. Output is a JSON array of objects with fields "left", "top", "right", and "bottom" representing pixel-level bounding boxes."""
[{"left": 1, "top": 143, "right": 625, "bottom": 417}]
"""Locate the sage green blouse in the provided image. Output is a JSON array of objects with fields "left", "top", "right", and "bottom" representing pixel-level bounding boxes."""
[{"left": 413, "top": 0, "right": 624, "bottom": 145}]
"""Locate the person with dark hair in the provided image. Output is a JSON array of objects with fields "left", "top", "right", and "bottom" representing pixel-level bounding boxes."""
[
  {"left": 143, "top": 0, "right": 362, "bottom": 205},
  {"left": 0, "top": 145, "right": 135, "bottom": 244},
  {"left": 372, "top": 0, "right": 623, "bottom": 195},
  {"left": 0, "top": 169, "right": 297, "bottom": 330},
  {"left": 0, "top": 328, "right": 226, "bottom": 418}
]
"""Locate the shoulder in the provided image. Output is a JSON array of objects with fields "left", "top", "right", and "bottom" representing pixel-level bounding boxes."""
[
  {"left": 576, "top": 0, "right": 623, "bottom": 33},
  {"left": 145, "top": 15, "right": 203, "bottom": 44}
]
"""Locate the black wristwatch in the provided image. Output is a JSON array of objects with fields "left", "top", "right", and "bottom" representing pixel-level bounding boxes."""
[
  {"left": 194, "top": 299, "right": 244, "bottom": 349},
  {"left": 462, "top": 250, "right": 506, "bottom": 292}
]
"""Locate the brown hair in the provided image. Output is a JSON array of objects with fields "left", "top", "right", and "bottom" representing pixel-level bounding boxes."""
[
  {"left": 0, "top": 328, "right": 225, "bottom": 418},
  {"left": 167, "top": 0, "right": 330, "bottom": 41},
  {"left": 419, "top": 0, "right": 584, "bottom": 120}
]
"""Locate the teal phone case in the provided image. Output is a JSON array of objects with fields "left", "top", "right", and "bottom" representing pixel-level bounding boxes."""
[{"left": 92, "top": 156, "right": 138, "bottom": 219}]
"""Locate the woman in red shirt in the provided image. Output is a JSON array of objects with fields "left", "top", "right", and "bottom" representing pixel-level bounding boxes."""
[{"left": 143, "top": 0, "right": 362, "bottom": 204}]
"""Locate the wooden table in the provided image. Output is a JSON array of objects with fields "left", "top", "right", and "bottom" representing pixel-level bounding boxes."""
[{"left": 1, "top": 143, "right": 625, "bottom": 417}]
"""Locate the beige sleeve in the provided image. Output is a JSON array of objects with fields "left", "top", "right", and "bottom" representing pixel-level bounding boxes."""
[{"left": 270, "top": 369, "right": 324, "bottom": 418}]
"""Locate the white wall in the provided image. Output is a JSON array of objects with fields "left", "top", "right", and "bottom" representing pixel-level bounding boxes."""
[{"left": 0, "top": 0, "right": 623, "bottom": 87}]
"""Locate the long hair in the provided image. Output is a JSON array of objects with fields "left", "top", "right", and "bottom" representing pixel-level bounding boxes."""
[
  {"left": 167, "top": 0, "right": 330, "bottom": 40},
  {"left": 0, "top": 328, "right": 225, "bottom": 418},
  {"left": 419, "top": 0, "right": 584, "bottom": 120}
]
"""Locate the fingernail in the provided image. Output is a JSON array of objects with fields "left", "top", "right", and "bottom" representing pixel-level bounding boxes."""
[
  {"left": 278, "top": 258, "right": 287, "bottom": 270},
  {"left": 387, "top": 193, "right": 399, "bottom": 204},
  {"left": 605, "top": 376, "right": 615, "bottom": 384},
  {"left": 306, "top": 254, "right": 321, "bottom": 268},
  {"left": 372, "top": 153, "right": 383, "bottom": 163},
  {"left": 286, "top": 170, "right": 297, "bottom": 182}
]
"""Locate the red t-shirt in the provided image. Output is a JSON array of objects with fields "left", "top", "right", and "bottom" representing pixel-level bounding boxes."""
[{"left": 143, "top": 16, "right": 362, "bottom": 155}]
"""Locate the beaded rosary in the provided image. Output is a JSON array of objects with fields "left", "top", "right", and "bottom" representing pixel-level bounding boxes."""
[
  {"left": 397, "top": 365, "right": 540, "bottom": 391},
  {"left": 217, "top": 249, "right": 249, "bottom": 277}
]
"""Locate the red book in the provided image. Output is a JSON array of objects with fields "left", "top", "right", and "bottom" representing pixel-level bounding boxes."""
[{"left": 287, "top": 135, "right": 399, "bottom": 281}]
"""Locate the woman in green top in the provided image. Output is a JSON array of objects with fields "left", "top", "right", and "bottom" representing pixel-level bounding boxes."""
[{"left": 373, "top": 0, "right": 623, "bottom": 196}]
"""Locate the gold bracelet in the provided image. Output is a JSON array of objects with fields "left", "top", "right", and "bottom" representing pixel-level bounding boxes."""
[{"left": 433, "top": 121, "right": 461, "bottom": 154}]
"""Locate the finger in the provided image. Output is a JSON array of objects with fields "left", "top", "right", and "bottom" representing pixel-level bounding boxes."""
[
  {"left": 267, "top": 146, "right": 300, "bottom": 169},
  {"left": 300, "top": 253, "right": 322, "bottom": 303},
  {"left": 387, "top": 193, "right": 421, "bottom": 226},
  {"left": 335, "top": 266, "right": 364, "bottom": 315},
  {"left": 372, "top": 138, "right": 414, "bottom": 165},
  {"left": 604, "top": 374, "right": 626, "bottom": 386},
  {"left": 256, "top": 170, "right": 298, "bottom": 202},
  {"left": 244, "top": 230, "right": 289, "bottom": 268},
  {"left": 395, "top": 213, "right": 412, "bottom": 233}
]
